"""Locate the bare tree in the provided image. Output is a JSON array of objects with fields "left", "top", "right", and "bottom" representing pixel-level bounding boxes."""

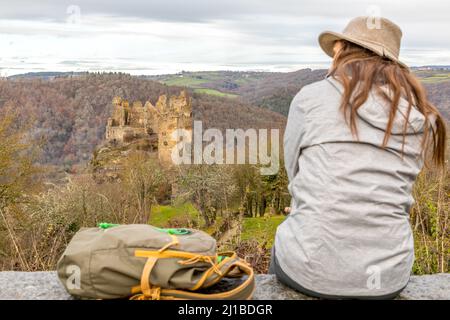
[
  {"left": 176, "top": 164, "right": 236, "bottom": 227},
  {"left": 122, "top": 152, "right": 165, "bottom": 224}
]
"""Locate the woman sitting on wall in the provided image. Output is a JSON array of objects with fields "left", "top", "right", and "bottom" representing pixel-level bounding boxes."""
[{"left": 270, "top": 16, "right": 447, "bottom": 299}]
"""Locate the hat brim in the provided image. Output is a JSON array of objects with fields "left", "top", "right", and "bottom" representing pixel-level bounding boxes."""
[{"left": 318, "top": 31, "right": 408, "bottom": 69}]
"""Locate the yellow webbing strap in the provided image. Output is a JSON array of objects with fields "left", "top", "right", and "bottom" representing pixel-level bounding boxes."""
[
  {"left": 157, "top": 234, "right": 179, "bottom": 252},
  {"left": 135, "top": 248, "right": 220, "bottom": 260},
  {"left": 161, "top": 259, "right": 255, "bottom": 300},
  {"left": 130, "top": 234, "right": 179, "bottom": 300},
  {"left": 138, "top": 257, "right": 159, "bottom": 300},
  {"left": 130, "top": 250, "right": 255, "bottom": 300}
]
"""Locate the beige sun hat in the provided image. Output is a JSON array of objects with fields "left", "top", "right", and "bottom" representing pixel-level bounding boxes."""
[{"left": 318, "top": 16, "right": 408, "bottom": 68}]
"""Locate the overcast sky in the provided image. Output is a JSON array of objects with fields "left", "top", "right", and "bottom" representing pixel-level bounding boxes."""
[{"left": 0, "top": 0, "right": 449, "bottom": 76}]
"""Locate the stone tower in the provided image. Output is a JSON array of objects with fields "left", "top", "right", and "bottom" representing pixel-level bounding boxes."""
[
  {"left": 155, "top": 90, "right": 193, "bottom": 164},
  {"left": 105, "top": 90, "right": 193, "bottom": 166}
]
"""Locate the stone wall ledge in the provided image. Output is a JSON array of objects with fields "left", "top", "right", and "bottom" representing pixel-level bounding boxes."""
[{"left": 0, "top": 272, "right": 449, "bottom": 300}]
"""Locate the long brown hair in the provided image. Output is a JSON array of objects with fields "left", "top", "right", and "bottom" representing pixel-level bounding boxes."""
[{"left": 328, "top": 40, "right": 447, "bottom": 168}]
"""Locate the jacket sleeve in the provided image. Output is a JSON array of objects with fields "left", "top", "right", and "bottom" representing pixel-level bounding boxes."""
[{"left": 284, "top": 90, "right": 307, "bottom": 182}]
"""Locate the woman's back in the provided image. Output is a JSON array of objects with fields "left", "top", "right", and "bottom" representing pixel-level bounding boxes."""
[
  {"left": 275, "top": 77, "right": 428, "bottom": 297},
  {"left": 272, "top": 17, "right": 446, "bottom": 299}
]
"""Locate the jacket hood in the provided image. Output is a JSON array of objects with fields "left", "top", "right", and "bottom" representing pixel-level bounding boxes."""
[{"left": 357, "top": 87, "right": 428, "bottom": 135}]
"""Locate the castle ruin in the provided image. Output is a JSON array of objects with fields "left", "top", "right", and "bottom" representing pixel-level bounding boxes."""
[{"left": 105, "top": 90, "right": 193, "bottom": 164}]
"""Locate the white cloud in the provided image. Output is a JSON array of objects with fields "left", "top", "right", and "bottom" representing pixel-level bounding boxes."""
[{"left": 0, "top": 0, "right": 449, "bottom": 76}]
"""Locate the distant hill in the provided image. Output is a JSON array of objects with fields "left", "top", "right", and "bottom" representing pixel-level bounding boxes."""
[
  {"left": 412, "top": 65, "right": 450, "bottom": 71},
  {"left": 150, "top": 68, "right": 450, "bottom": 120},
  {"left": 7, "top": 71, "right": 89, "bottom": 80},
  {"left": 148, "top": 69, "right": 327, "bottom": 116}
]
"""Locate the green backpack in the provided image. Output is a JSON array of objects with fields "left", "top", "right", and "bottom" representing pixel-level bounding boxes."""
[{"left": 57, "top": 223, "right": 255, "bottom": 300}]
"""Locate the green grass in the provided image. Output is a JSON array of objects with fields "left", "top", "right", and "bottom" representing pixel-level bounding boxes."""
[
  {"left": 158, "top": 74, "right": 239, "bottom": 98},
  {"left": 194, "top": 88, "right": 238, "bottom": 98},
  {"left": 160, "top": 76, "right": 208, "bottom": 87},
  {"left": 150, "top": 203, "right": 285, "bottom": 247},
  {"left": 150, "top": 202, "right": 200, "bottom": 227},
  {"left": 241, "top": 215, "right": 285, "bottom": 247},
  {"left": 420, "top": 73, "right": 450, "bottom": 83}
]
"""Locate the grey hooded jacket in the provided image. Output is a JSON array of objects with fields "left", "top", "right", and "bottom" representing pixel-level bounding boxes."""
[{"left": 274, "top": 77, "right": 431, "bottom": 297}]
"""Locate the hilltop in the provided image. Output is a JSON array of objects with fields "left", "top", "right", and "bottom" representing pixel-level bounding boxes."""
[{"left": 149, "top": 68, "right": 450, "bottom": 120}]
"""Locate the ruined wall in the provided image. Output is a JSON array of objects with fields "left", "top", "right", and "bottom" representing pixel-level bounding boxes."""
[
  {"left": 128, "top": 101, "right": 146, "bottom": 127},
  {"left": 105, "top": 126, "right": 125, "bottom": 142},
  {"left": 155, "top": 91, "right": 193, "bottom": 164},
  {"left": 105, "top": 90, "right": 193, "bottom": 165}
]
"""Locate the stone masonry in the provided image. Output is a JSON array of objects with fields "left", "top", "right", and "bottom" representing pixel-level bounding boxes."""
[{"left": 105, "top": 90, "right": 193, "bottom": 165}]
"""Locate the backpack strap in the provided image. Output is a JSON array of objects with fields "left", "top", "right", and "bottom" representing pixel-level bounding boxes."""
[
  {"left": 139, "top": 256, "right": 160, "bottom": 299},
  {"left": 130, "top": 251, "right": 255, "bottom": 300},
  {"left": 160, "top": 259, "right": 255, "bottom": 300}
]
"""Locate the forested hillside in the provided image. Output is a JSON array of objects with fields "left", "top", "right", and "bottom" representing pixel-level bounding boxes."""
[
  {"left": 1, "top": 68, "right": 448, "bottom": 167},
  {"left": 424, "top": 81, "right": 450, "bottom": 120},
  {"left": 151, "top": 68, "right": 450, "bottom": 119},
  {"left": 0, "top": 73, "right": 286, "bottom": 166}
]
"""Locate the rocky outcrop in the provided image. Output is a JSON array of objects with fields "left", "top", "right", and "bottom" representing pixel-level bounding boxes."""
[{"left": 0, "top": 272, "right": 449, "bottom": 300}]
